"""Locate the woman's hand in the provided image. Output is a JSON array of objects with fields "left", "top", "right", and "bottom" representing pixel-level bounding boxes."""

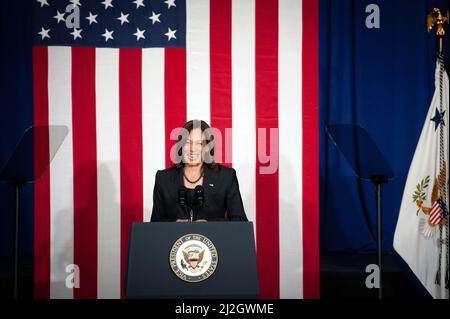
[
  {"left": 176, "top": 219, "right": 189, "bottom": 222},
  {"left": 195, "top": 219, "right": 208, "bottom": 222}
]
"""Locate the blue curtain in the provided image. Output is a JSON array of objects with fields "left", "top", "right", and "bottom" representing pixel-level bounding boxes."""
[
  {"left": 320, "top": 0, "right": 449, "bottom": 253},
  {"left": 0, "top": 0, "right": 34, "bottom": 255}
]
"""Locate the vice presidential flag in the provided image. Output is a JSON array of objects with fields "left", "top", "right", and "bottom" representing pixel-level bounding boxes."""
[
  {"left": 394, "top": 57, "right": 449, "bottom": 299},
  {"left": 32, "top": 0, "right": 319, "bottom": 298}
]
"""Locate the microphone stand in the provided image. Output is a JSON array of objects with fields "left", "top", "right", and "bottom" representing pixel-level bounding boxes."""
[
  {"left": 179, "top": 186, "right": 205, "bottom": 222},
  {"left": 193, "top": 186, "right": 205, "bottom": 222},
  {"left": 178, "top": 189, "right": 192, "bottom": 222}
]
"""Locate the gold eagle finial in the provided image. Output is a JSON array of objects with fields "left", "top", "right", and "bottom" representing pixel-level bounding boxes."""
[{"left": 427, "top": 8, "right": 449, "bottom": 36}]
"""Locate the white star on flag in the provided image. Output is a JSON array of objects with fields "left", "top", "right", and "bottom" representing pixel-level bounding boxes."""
[
  {"left": 133, "top": 28, "right": 146, "bottom": 41},
  {"left": 133, "top": 0, "right": 145, "bottom": 9},
  {"left": 164, "top": 27, "right": 176, "bottom": 41},
  {"left": 85, "top": 12, "right": 98, "bottom": 25},
  {"left": 117, "top": 12, "right": 130, "bottom": 25},
  {"left": 148, "top": 11, "right": 161, "bottom": 24},
  {"left": 69, "top": 0, "right": 81, "bottom": 7},
  {"left": 101, "top": 0, "right": 113, "bottom": 10},
  {"left": 37, "top": 27, "right": 50, "bottom": 39},
  {"left": 36, "top": 0, "right": 49, "bottom": 8},
  {"left": 70, "top": 28, "right": 82, "bottom": 40},
  {"left": 53, "top": 11, "right": 65, "bottom": 23},
  {"left": 101, "top": 28, "right": 114, "bottom": 42},
  {"left": 164, "top": 0, "right": 176, "bottom": 9}
]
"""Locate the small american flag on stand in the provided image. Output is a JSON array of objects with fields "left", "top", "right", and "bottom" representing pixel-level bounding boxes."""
[{"left": 429, "top": 198, "right": 448, "bottom": 225}]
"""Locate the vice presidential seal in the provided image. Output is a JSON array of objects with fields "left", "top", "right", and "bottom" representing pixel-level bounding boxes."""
[{"left": 169, "top": 234, "right": 218, "bottom": 283}]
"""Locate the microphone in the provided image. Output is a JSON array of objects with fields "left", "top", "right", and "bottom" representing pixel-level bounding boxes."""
[
  {"left": 191, "top": 185, "right": 205, "bottom": 222},
  {"left": 194, "top": 185, "right": 205, "bottom": 208},
  {"left": 178, "top": 188, "right": 186, "bottom": 206}
]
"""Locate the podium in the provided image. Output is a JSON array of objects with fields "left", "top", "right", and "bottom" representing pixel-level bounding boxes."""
[{"left": 125, "top": 222, "right": 259, "bottom": 299}]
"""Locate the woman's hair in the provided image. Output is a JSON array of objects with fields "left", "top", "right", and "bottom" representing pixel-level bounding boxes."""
[{"left": 172, "top": 119, "right": 219, "bottom": 170}]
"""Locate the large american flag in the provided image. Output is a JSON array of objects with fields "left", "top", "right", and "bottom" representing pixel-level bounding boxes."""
[{"left": 32, "top": 0, "right": 318, "bottom": 299}]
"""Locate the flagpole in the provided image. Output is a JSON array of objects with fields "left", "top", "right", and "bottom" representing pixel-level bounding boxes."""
[{"left": 427, "top": 6, "right": 449, "bottom": 296}]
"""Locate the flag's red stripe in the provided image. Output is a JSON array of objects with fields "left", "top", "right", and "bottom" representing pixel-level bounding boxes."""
[
  {"left": 119, "top": 48, "right": 144, "bottom": 298},
  {"left": 430, "top": 203, "right": 439, "bottom": 213},
  {"left": 302, "top": 0, "right": 320, "bottom": 299},
  {"left": 210, "top": 0, "right": 232, "bottom": 167},
  {"left": 255, "top": 0, "right": 280, "bottom": 299},
  {"left": 164, "top": 48, "right": 187, "bottom": 168},
  {"left": 71, "top": 47, "right": 98, "bottom": 299},
  {"left": 430, "top": 211, "right": 439, "bottom": 220},
  {"left": 33, "top": 46, "right": 51, "bottom": 299},
  {"left": 430, "top": 206, "right": 441, "bottom": 223},
  {"left": 430, "top": 211, "right": 439, "bottom": 219},
  {"left": 430, "top": 216, "right": 440, "bottom": 224},
  {"left": 430, "top": 216, "right": 441, "bottom": 224}
]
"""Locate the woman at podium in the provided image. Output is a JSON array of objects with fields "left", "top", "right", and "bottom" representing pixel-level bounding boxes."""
[{"left": 150, "top": 120, "right": 248, "bottom": 222}]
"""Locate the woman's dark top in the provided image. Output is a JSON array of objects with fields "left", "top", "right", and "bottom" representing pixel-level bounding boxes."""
[{"left": 150, "top": 164, "right": 248, "bottom": 222}]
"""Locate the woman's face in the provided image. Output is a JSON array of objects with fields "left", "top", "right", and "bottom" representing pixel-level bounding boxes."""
[{"left": 182, "top": 128, "right": 206, "bottom": 167}]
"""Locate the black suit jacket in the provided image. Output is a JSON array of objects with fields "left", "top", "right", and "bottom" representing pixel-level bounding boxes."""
[{"left": 150, "top": 165, "right": 248, "bottom": 222}]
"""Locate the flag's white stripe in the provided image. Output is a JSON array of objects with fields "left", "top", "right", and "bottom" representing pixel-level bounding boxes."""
[
  {"left": 430, "top": 209, "right": 439, "bottom": 218},
  {"left": 186, "top": 0, "right": 210, "bottom": 123},
  {"left": 430, "top": 213, "right": 439, "bottom": 220},
  {"left": 430, "top": 215, "right": 440, "bottom": 224},
  {"left": 430, "top": 204, "right": 439, "bottom": 215},
  {"left": 48, "top": 47, "right": 74, "bottom": 299},
  {"left": 95, "top": 48, "right": 121, "bottom": 299},
  {"left": 232, "top": 0, "right": 256, "bottom": 234},
  {"left": 142, "top": 48, "right": 166, "bottom": 222},
  {"left": 278, "top": 0, "right": 303, "bottom": 299},
  {"left": 429, "top": 208, "right": 441, "bottom": 223}
]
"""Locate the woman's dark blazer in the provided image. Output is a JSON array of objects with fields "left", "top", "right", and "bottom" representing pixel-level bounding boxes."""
[{"left": 150, "top": 164, "right": 248, "bottom": 222}]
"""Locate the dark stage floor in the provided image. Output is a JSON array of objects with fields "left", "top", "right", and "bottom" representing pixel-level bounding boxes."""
[
  {"left": 320, "top": 251, "right": 428, "bottom": 299},
  {"left": 0, "top": 252, "right": 429, "bottom": 299}
]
